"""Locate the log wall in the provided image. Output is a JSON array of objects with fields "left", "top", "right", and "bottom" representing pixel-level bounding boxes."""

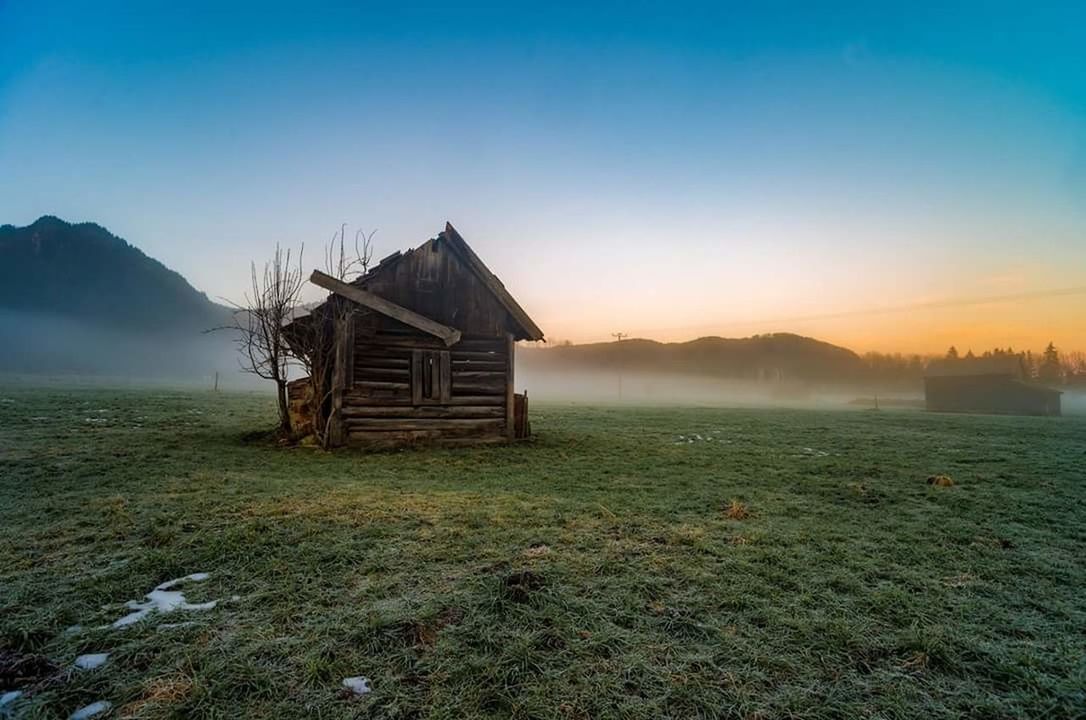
[{"left": 344, "top": 328, "right": 512, "bottom": 445}]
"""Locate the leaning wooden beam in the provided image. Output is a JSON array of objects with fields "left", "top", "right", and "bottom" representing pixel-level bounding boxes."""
[{"left": 309, "top": 270, "right": 462, "bottom": 347}]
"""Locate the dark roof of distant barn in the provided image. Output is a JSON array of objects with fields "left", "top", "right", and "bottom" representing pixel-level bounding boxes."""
[
  {"left": 925, "top": 356, "right": 1025, "bottom": 378},
  {"left": 350, "top": 222, "right": 544, "bottom": 342}
]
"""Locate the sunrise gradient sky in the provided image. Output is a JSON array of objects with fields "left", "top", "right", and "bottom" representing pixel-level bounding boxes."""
[{"left": 2, "top": 2, "right": 1084, "bottom": 353}]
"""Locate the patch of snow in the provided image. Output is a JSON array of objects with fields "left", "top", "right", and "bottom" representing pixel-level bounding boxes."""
[
  {"left": 342, "top": 676, "right": 372, "bottom": 696},
  {"left": 0, "top": 398, "right": 13, "bottom": 404},
  {"left": 70, "top": 701, "right": 112, "bottom": 719},
  {"left": 75, "top": 653, "right": 109, "bottom": 670},
  {"left": 675, "top": 432, "right": 721, "bottom": 445},
  {"left": 84, "top": 418, "right": 108, "bottom": 424},
  {"left": 31, "top": 416, "right": 50, "bottom": 421},
  {"left": 0, "top": 691, "right": 22, "bottom": 708},
  {"left": 155, "top": 573, "right": 210, "bottom": 590},
  {"left": 65, "top": 624, "right": 84, "bottom": 635},
  {"left": 112, "top": 573, "right": 216, "bottom": 628}
]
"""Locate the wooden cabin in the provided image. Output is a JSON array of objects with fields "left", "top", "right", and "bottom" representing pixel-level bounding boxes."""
[
  {"left": 924, "top": 356, "right": 1061, "bottom": 417},
  {"left": 287, "top": 223, "right": 544, "bottom": 447}
]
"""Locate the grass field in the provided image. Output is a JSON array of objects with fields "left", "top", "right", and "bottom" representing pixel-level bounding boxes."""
[{"left": 1, "top": 384, "right": 1084, "bottom": 719}]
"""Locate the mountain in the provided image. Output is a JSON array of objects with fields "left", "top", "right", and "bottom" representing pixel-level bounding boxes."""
[
  {"left": 0, "top": 216, "right": 237, "bottom": 377},
  {"left": 520, "top": 333, "right": 868, "bottom": 384},
  {"left": 0, "top": 216, "right": 229, "bottom": 332}
]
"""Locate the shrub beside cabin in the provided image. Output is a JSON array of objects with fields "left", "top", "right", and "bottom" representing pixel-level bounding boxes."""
[
  {"left": 924, "top": 356, "right": 1061, "bottom": 416},
  {"left": 286, "top": 223, "right": 543, "bottom": 446}
]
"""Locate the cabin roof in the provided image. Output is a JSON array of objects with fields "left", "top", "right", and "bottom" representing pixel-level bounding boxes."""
[
  {"left": 925, "top": 356, "right": 1024, "bottom": 378},
  {"left": 351, "top": 222, "right": 544, "bottom": 341},
  {"left": 925, "top": 375, "right": 1063, "bottom": 398}
]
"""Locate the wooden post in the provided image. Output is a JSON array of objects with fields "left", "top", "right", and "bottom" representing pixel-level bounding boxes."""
[
  {"left": 506, "top": 333, "right": 515, "bottom": 440},
  {"left": 329, "top": 313, "right": 354, "bottom": 447}
]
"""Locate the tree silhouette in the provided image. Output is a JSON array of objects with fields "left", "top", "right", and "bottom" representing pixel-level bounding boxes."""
[
  {"left": 220, "top": 245, "right": 305, "bottom": 434},
  {"left": 1038, "top": 342, "right": 1063, "bottom": 385}
]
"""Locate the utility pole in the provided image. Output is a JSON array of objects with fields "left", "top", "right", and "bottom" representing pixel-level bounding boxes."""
[{"left": 611, "top": 332, "right": 627, "bottom": 401}]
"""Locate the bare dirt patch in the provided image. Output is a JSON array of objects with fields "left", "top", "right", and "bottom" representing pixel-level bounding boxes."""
[
  {"left": 502, "top": 570, "right": 546, "bottom": 603},
  {"left": 0, "top": 650, "right": 59, "bottom": 691}
]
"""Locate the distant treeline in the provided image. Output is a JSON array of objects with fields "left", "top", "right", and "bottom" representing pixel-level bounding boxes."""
[
  {"left": 862, "top": 343, "right": 1086, "bottom": 388},
  {"left": 523, "top": 335, "right": 1086, "bottom": 391}
]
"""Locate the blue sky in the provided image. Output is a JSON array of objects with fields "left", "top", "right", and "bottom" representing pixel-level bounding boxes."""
[{"left": 2, "top": 1, "right": 1084, "bottom": 351}]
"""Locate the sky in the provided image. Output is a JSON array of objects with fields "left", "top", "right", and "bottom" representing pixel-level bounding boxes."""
[{"left": 1, "top": 1, "right": 1084, "bottom": 354}]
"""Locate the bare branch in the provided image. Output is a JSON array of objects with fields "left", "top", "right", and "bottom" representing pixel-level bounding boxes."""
[
  {"left": 286, "top": 224, "right": 376, "bottom": 448},
  {"left": 215, "top": 243, "right": 305, "bottom": 435}
]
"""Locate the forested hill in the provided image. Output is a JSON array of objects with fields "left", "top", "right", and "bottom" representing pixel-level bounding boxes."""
[
  {"left": 519, "top": 334, "right": 869, "bottom": 383},
  {"left": 0, "top": 216, "right": 229, "bottom": 332}
]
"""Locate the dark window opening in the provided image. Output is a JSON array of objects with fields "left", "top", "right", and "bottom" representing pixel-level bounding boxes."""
[{"left": 412, "top": 349, "right": 450, "bottom": 405}]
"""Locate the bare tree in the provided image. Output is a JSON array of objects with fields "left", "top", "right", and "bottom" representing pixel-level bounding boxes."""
[
  {"left": 222, "top": 244, "right": 305, "bottom": 435},
  {"left": 287, "top": 226, "right": 375, "bottom": 448}
]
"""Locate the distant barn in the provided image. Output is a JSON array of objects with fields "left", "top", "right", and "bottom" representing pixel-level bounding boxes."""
[
  {"left": 286, "top": 223, "right": 544, "bottom": 447},
  {"left": 924, "top": 356, "right": 1061, "bottom": 416}
]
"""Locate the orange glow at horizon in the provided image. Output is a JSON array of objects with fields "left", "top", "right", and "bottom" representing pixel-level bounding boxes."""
[{"left": 528, "top": 290, "right": 1086, "bottom": 356}]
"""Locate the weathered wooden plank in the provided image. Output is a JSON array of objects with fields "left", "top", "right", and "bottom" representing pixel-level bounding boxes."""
[
  {"left": 371, "top": 331, "right": 505, "bottom": 349},
  {"left": 342, "top": 405, "right": 505, "bottom": 419},
  {"left": 344, "top": 394, "right": 504, "bottom": 407},
  {"left": 447, "top": 396, "right": 508, "bottom": 405},
  {"left": 355, "top": 380, "right": 409, "bottom": 391},
  {"left": 353, "top": 367, "right": 410, "bottom": 382},
  {"left": 358, "top": 343, "right": 505, "bottom": 359},
  {"left": 505, "top": 332, "right": 515, "bottom": 440},
  {"left": 356, "top": 358, "right": 410, "bottom": 369},
  {"left": 514, "top": 392, "right": 529, "bottom": 439},
  {"left": 310, "top": 270, "right": 462, "bottom": 346},
  {"left": 440, "top": 350, "right": 452, "bottom": 403},
  {"left": 449, "top": 350, "right": 506, "bottom": 360},
  {"left": 451, "top": 370, "right": 506, "bottom": 381},
  {"left": 329, "top": 313, "right": 354, "bottom": 446},
  {"left": 344, "top": 395, "right": 412, "bottom": 406},
  {"left": 448, "top": 338, "right": 507, "bottom": 350},
  {"left": 353, "top": 355, "right": 410, "bottom": 368},
  {"left": 452, "top": 380, "right": 505, "bottom": 394},
  {"left": 451, "top": 360, "right": 506, "bottom": 371},
  {"left": 345, "top": 320, "right": 355, "bottom": 389},
  {"left": 344, "top": 418, "right": 506, "bottom": 431},
  {"left": 376, "top": 328, "right": 497, "bottom": 341},
  {"left": 359, "top": 339, "right": 444, "bottom": 352}
]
